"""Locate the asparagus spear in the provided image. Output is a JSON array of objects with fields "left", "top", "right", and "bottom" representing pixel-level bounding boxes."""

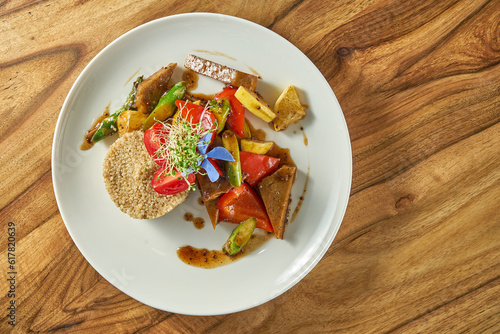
[
  {"left": 91, "top": 76, "right": 143, "bottom": 143},
  {"left": 223, "top": 217, "right": 257, "bottom": 256},
  {"left": 142, "top": 81, "right": 187, "bottom": 131}
]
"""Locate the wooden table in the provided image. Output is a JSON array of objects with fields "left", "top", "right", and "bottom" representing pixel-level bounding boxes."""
[{"left": 1, "top": 0, "right": 499, "bottom": 332}]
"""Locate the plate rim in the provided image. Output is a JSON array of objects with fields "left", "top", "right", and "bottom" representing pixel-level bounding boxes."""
[{"left": 51, "top": 12, "right": 352, "bottom": 315}]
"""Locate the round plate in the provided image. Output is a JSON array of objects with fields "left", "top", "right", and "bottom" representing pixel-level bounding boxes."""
[{"left": 52, "top": 13, "right": 352, "bottom": 315}]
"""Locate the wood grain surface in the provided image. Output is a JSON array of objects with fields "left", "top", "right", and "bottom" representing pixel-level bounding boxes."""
[{"left": 1, "top": 0, "right": 499, "bottom": 333}]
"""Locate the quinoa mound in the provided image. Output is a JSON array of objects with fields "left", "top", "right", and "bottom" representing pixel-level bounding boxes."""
[{"left": 103, "top": 130, "right": 189, "bottom": 219}]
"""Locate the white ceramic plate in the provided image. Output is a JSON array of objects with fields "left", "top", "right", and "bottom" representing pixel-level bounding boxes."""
[{"left": 52, "top": 13, "right": 351, "bottom": 315}]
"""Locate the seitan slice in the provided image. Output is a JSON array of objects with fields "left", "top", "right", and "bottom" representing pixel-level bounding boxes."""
[
  {"left": 135, "top": 63, "right": 176, "bottom": 114},
  {"left": 184, "top": 54, "right": 258, "bottom": 91},
  {"left": 258, "top": 165, "right": 297, "bottom": 239},
  {"left": 196, "top": 172, "right": 233, "bottom": 202},
  {"left": 203, "top": 197, "right": 220, "bottom": 229}
]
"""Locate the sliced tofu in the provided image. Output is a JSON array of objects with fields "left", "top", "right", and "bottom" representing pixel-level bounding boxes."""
[
  {"left": 135, "top": 63, "right": 176, "bottom": 114},
  {"left": 184, "top": 54, "right": 258, "bottom": 91},
  {"left": 258, "top": 165, "right": 297, "bottom": 239}
]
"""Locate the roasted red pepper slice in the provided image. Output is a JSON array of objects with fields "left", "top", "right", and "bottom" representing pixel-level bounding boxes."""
[
  {"left": 218, "top": 183, "right": 273, "bottom": 232},
  {"left": 152, "top": 167, "right": 195, "bottom": 195},
  {"left": 240, "top": 151, "right": 280, "bottom": 186},
  {"left": 215, "top": 86, "right": 245, "bottom": 137}
]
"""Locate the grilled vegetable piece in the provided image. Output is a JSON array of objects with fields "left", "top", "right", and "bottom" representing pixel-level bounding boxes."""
[
  {"left": 258, "top": 165, "right": 297, "bottom": 239},
  {"left": 117, "top": 109, "right": 148, "bottom": 137},
  {"left": 207, "top": 97, "right": 231, "bottom": 133},
  {"left": 234, "top": 86, "right": 276, "bottom": 122},
  {"left": 184, "top": 54, "right": 258, "bottom": 91},
  {"left": 215, "top": 86, "right": 246, "bottom": 137},
  {"left": 242, "top": 119, "right": 252, "bottom": 139},
  {"left": 196, "top": 171, "right": 233, "bottom": 202},
  {"left": 218, "top": 183, "right": 273, "bottom": 232},
  {"left": 92, "top": 76, "right": 143, "bottom": 142},
  {"left": 240, "top": 151, "right": 280, "bottom": 186},
  {"left": 203, "top": 197, "right": 220, "bottom": 229},
  {"left": 272, "top": 85, "right": 306, "bottom": 131},
  {"left": 222, "top": 130, "right": 242, "bottom": 187},
  {"left": 223, "top": 217, "right": 257, "bottom": 256},
  {"left": 240, "top": 139, "right": 274, "bottom": 154},
  {"left": 135, "top": 63, "right": 177, "bottom": 114},
  {"left": 142, "top": 81, "right": 187, "bottom": 130}
]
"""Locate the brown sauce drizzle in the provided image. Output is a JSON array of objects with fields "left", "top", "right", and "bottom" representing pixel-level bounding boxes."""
[
  {"left": 184, "top": 212, "right": 205, "bottom": 229},
  {"left": 177, "top": 246, "right": 229, "bottom": 268},
  {"left": 182, "top": 69, "right": 198, "bottom": 91},
  {"left": 301, "top": 126, "right": 308, "bottom": 146},
  {"left": 291, "top": 126, "right": 309, "bottom": 222},
  {"left": 245, "top": 119, "right": 267, "bottom": 141},
  {"left": 186, "top": 92, "right": 215, "bottom": 104},
  {"left": 125, "top": 68, "right": 141, "bottom": 86},
  {"left": 177, "top": 231, "right": 273, "bottom": 269},
  {"left": 246, "top": 65, "right": 262, "bottom": 79},
  {"left": 80, "top": 103, "right": 110, "bottom": 150},
  {"left": 291, "top": 164, "right": 309, "bottom": 223},
  {"left": 267, "top": 145, "right": 295, "bottom": 167},
  {"left": 183, "top": 69, "right": 217, "bottom": 103}
]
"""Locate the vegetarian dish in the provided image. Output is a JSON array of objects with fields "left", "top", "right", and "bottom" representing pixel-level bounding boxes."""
[{"left": 83, "top": 54, "right": 306, "bottom": 263}]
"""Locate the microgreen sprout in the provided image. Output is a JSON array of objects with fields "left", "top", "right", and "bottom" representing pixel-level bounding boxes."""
[
  {"left": 150, "top": 102, "right": 234, "bottom": 191},
  {"left": 152, "top": 104, "right": 212, "bottom": 190}
]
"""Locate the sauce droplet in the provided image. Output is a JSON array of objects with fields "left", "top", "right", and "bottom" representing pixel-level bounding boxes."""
[
  {"left": 182, "top": 69, "right": 199, "bottom": 91},
  {"left": 301, "top": 127, "right": 308, "bottom": 146},
  {"left": 184, "top": 212, "right": 205, "bottom": 229},
  {"left": 291, "top": 164, "right": 309, "bottom": 223}
]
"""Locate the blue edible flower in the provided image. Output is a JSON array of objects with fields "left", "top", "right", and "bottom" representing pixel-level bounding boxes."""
[{"left": 197, "top": 133, "right": 235, "bottom": 182}]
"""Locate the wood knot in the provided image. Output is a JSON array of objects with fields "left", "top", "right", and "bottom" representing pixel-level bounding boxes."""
[
  {"left": 337, "top": 47, "right": 352, "bottom": 57},
  {"left": 395, "top": 194, "right": 415, "bottom": 210}
]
